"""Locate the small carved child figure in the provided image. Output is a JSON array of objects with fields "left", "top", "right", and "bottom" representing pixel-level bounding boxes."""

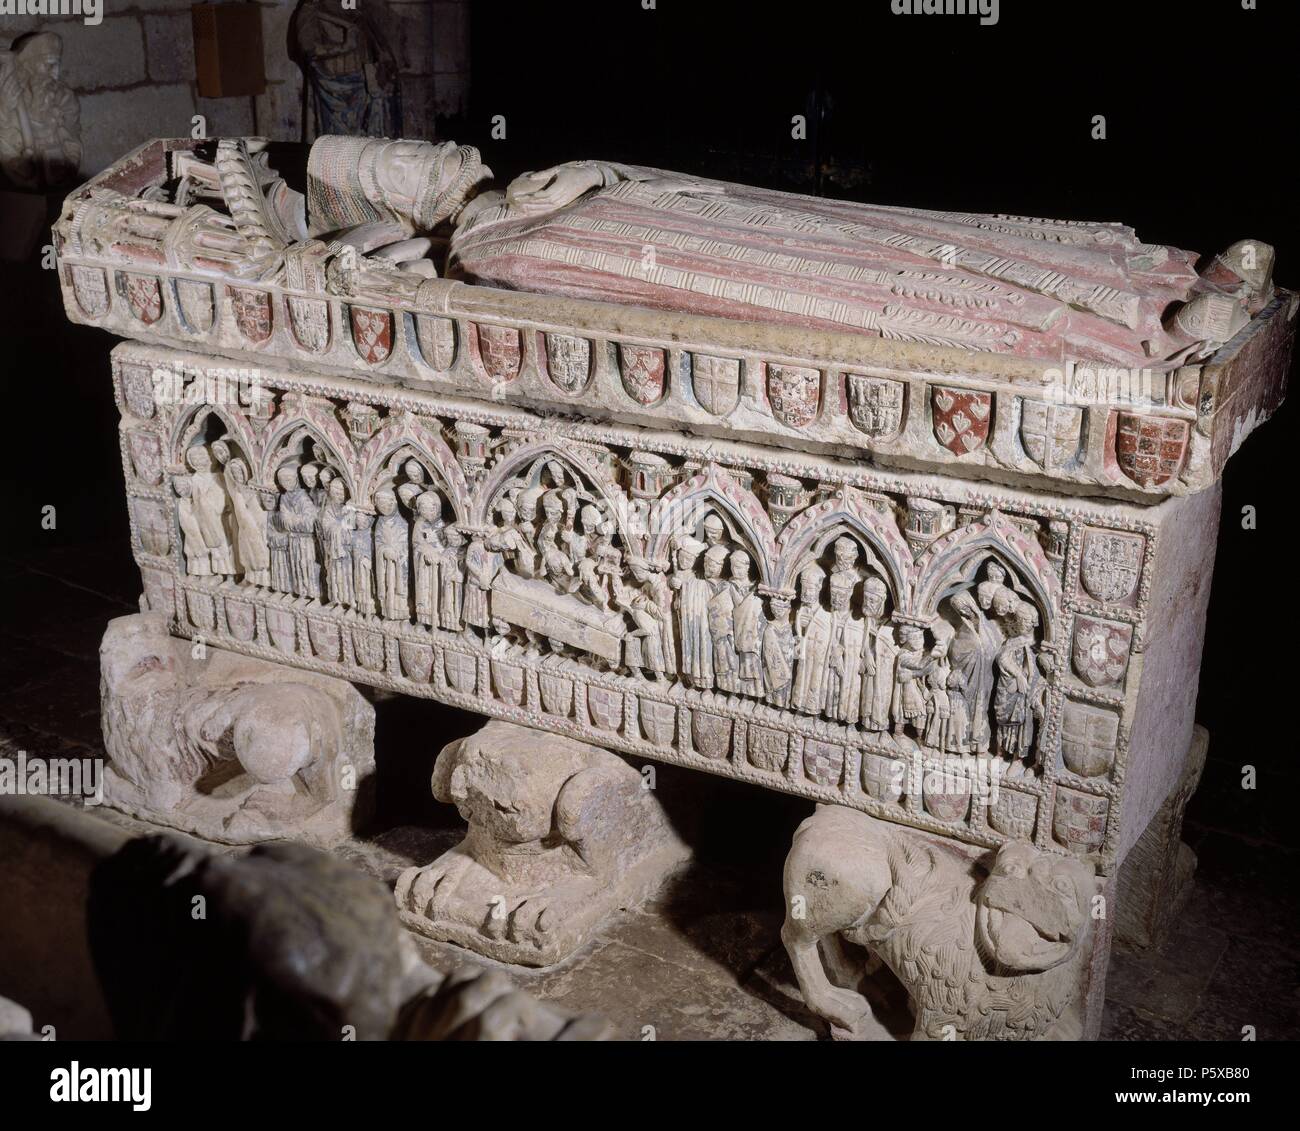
[
  {"left": 946, "top": 667, "right": 970, "bottom": 755},
  {"left": 762, "top": 594, "right": 797, "bottom": 708},
  {"left": 892, "top": 626, "right": 933, "bottom": 739},
  {"left": 923, "top": 655, "right": 952, "bottom": 753}
]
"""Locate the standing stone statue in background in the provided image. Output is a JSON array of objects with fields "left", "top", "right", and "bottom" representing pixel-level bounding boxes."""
[
  {"left": 0, "top": 32, "right": 81, "bottom": 190},
  {"left": 292, "top": 0, "right": 401, "bottom": 141}
]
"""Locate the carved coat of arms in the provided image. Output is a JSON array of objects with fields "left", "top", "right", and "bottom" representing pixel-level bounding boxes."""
[
  {"left": 639, "top": 698, "right": 676, "bottom": 746},
  {"left": 71, "top": 266, "right": 109, "bottom": 318},
  {"left": 444, "top": 650, "right": 478, "bottom": 694},
  {"left": 289, "top": 296, "right": 331, "bottom": 353},
  {"left": 1113, "top": 413, "right": 1190, "bottom": 488},
  {"left": 350, "top": 306, "right": 393, "bottom": 364},
  {"left": 1070, "top": 616, "right": 1132, "bottom": 688},
  {"left": 123, "top": 273, "right": 162, "bottom": 324},
  {"left": 228, "top": 286, "right": 273, "bottom": 343},
  {"left": 1052, "top": 787, "right": 1108, "bottom": 853},
  {"left": 618, "top": 344, "right": 666, "bottom": 405},
  {"left": 175, "top": 279, "right": 215, "bottom": 334},
  {"left": 126, "top": 430, "right": 163, "bottom": 485},
  {"left": 767, "top": 364, "right": 820, "bottom": 428},
  {"left": 747, "top": 725, "right": 788, "bottom": 773},
  {"left": 931, "top": 387, "right": 991, "bottom": 454},
  {"left": 545, "top": 333, "right": 592, "bottom": 394},
  {"left": 415, "top": 315, "right": 456, "bottom": 370},
  {"left": 1019, "top": 400, "right": 1083, "bottom": 470},
  {"left": 586, "top": 685, "right": 623, "bottom": 731},
  {"left": 988, "top": 789, "right": 1038, "bottom": 840},
  {"left": 120, "top": 366, "right": 155, "bottom": 420},
  {"left": 1080, "top": 530, "right": 1144, "bottom": 604},
  {"left": 264, "top": 606, "right": 296, "bottom": 653},
  {"left": 1060, "top": 702, "right": 1120, "bottom": 778},
  {"left": 846, "top": 374, "right": 905, "bottom": 439},
  {"left": 691, "top": 354, "right": 741, "bottom": 416},
  {"left": 691, "top": 711, "right": 732, "bottom": 759},
  {"left": 477, "top": 324, "right": 521, "bottom": 381},
  {"left": 802, "top": 740, "right": 845, "bottom": 788}
]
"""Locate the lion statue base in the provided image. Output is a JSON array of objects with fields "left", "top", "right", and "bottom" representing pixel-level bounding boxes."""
[
  {"left": 395, "top": 721, "right": 691, "bottom": 967},
  {"left": 782, "top": 804, "right": 1100, "bottom": 1041}
]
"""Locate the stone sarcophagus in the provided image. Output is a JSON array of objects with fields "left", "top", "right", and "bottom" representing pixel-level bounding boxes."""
[{"left": 55, "top": 135, "right": 1291, "bottom": 1033}]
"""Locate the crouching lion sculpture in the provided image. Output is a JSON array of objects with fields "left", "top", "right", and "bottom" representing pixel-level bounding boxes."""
[
  {"left": 782, "top": 804, "right": 1099, "bottom": 1040},
  {"left": 396, "top": 720, "right": 690, "bottom": 966},
  {"left": 99, "top": 613, "right": 374, "bottom": 844}
]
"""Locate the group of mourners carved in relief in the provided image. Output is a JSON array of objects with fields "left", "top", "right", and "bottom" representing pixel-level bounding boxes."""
[{"left": 172, "top": 431, "right": 1052, "bottom": 767}]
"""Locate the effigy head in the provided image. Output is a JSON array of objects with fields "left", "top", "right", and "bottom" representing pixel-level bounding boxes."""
[{"left": 975, "top": 842, "right": 1096, "bottom": 974}]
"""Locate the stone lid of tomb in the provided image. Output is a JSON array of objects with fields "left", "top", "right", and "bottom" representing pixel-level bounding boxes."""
[{"left": 54, "top": 138, "right": 1294, "bottom": 504}]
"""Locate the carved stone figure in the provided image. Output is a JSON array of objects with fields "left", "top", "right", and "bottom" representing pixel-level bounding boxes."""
[
  {"left": 99, "top": 613, "right": 374, "bottom": 844},
  {"left": 0, "top": 33, "right": 81, "bottom": 190},
  {"left": 762, "top": 594, "right": 797, "bottom": 709},
  {"left": 946, "top": 590, "right": 997, "bottom": 753},
  {"left": 794, "top": 572, "right": 863, "bottom": 722},
  {"left": 993, "top": 602, "right": 1048, "bottom": 764},
  {"left": 395, "top": 721, "right": 690, "bottom": 966},
  {"left": 411, "top": 491, "right": 444, "bottom": 627},
  {"left": 782, "top": 805, "right": 1098, "bottom": 1040},
  {"left": 268, "top": 465, "right": 297, "bottom": 593},
  {"left": 373, "top": 487, "right": 409, "bottom": 620},
  {"left": 672, "top": 536, "right": 713, "bottom": 689},
  {"left": 185, "top": 445, "right": 236, "bottom": 576},
  {"left": 226, "top": 458, "right": 270, "bottom": 586},
  {"left": 437, "top": 526, "right": 465, "bottom": 631},
  {"left": 891, "top": 625, "right": 934, "bottom": 738},
  {"left": 351, "top": 509, "right": 376, "bottom": 616},
  {"left": 279, "top": 465, "right": 321, "bottom": 598},
  {"left": 858, "top": 576, "right": 897, "bottom": 732},
  {"left": 318, "top": 477, "right": 355, "bottom": 607}
]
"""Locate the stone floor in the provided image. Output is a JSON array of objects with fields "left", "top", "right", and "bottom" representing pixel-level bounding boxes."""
[{"left": 1, "top": 536, "right": 1297, "bottom": 1041}]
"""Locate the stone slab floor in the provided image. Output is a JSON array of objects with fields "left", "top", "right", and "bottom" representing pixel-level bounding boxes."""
[{"left": 1, "top": 537, "right": 1296, "bottom": 1041}]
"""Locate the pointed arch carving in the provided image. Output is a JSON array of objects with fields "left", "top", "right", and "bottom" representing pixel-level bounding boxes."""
[{"left": 357, "top": 412, "right": 469, "bottom": 519}]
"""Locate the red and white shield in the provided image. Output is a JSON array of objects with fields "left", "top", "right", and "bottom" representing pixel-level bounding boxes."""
[
  {"left": 228, "top": 286, "right": 273, "bottom": 343},
  {"left": 265, "top": 605, "right": 296, "bottom": 653},
  {"left": 476, "top": 323, "right": 521, "bottom": 381},
  {"left": 1079, "top": 529, "right": 1144, "bottom": 605},
  {"left": 803, "top": 739, "right": 845, "bottom": 788},
  {"left": 767, "top": 364, "right": 821, "bottom": 428},
  {"left": 931, "top": 386, "right": 992, "bottom": 454},
  {"left": 1070, "top": 615, "right": 1132, "bottom": 688},
  {"left": 618, "top": 344, "right": 667, "bottom": 405},
  {"left": 122, "top": 273, "right": 163, "bottom": 324},
  {"left": 350, "top": 306, "right": 393, "bottom": 364},
  {"left": 1052, "top": 787, "right": 1108, "bottom": 853},
  {"left": 444, "top": 650, "right": 478, "bottom": 694},
  {"left": 539, "top": 672, "right": 574, "bottom": 717},
  {"left": 353, "top": 626, "right": 386, "bottom": 672},
  {"left": 399, "top": 641, "right": 434, "bottom": 683},
  {"left": 1111, "top": 412, "right": 1189, "bottom": 488}
]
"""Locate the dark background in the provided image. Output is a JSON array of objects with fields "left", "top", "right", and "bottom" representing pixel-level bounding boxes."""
[{"left": 0, "top": 0, "right": 1295, "bottom": 1032}]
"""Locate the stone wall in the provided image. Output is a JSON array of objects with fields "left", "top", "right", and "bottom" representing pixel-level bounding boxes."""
[{"left": 1, "top": 0, "right": 470, "bottom": 178}]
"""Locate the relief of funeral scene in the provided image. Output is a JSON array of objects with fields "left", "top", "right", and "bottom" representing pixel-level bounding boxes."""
[{"left": 156, "top": 385, "right": 1065, "bottom": 774}]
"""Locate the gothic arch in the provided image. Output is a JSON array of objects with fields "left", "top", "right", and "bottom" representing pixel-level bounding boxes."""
[
  {"left": 170, "top": 402, "right": 261, "bottom": 474},
  {"left": 357, "top": 413, "right": 469, "bottom": 519},
  {"left": 911, "top": 512, "right": 1062, "bottom": 639},
  {"left": 260, "top": 412, "right": 358, "bottom": 499},
  {"left": 472, "top": 440, "right": 635, "bottom": 546},
  {"left": 774, "top": 488, "right": 917, "bottom": 603},
  {"left": 646, "top": 463, "right": 777, "bottom": 584}
]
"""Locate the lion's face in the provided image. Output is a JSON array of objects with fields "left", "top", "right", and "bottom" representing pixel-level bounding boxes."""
[
  {"left": 445, "top": 743, "right": 571, "bottom": 845},
  {"left": 974, "top": 843, "right": 1096, "bottom": 973}
]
